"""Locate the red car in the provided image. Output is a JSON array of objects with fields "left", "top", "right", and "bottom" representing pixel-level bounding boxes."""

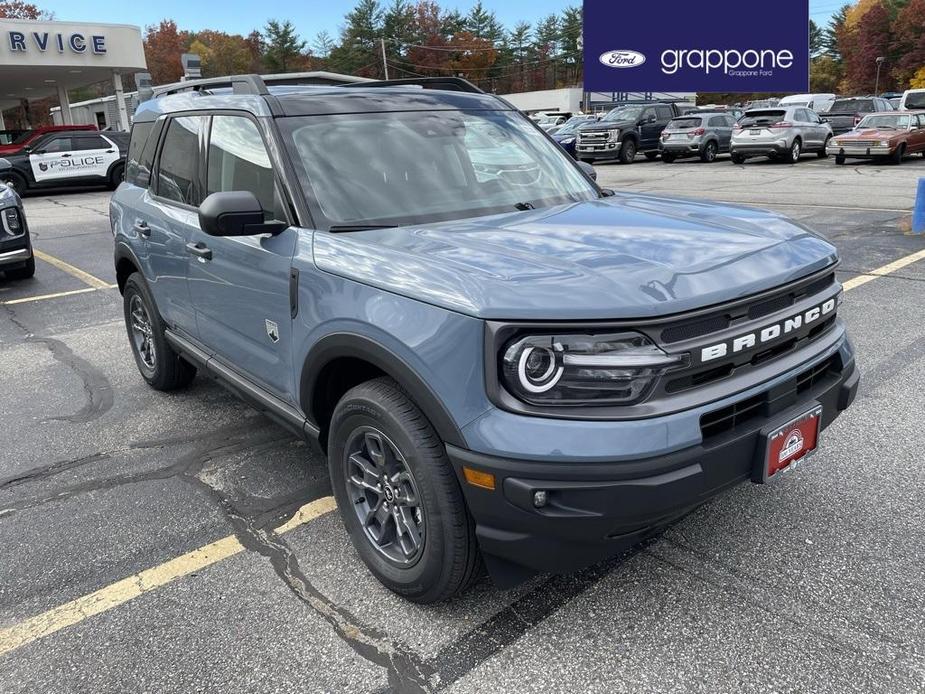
[{"left": 0, "top": 124, "right": 98, "bottom": 156}]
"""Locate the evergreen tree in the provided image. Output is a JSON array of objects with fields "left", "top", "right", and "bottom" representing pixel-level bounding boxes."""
[{"left": 263, "top": 20, "right": 306, "bottom": 73}]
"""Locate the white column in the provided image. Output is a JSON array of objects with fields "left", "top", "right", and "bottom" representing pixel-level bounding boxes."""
[
  {"left": 0, "top": 110, "right": 5, "bottom": 129},
  {"left": 56, "top": 85, "right": 73, "bottom": 125},
  {"left": 112, "top": 71, "right": 130, "bottom": 132}
]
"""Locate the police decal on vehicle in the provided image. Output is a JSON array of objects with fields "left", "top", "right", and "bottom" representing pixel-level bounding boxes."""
[{"left": 29, "top": 134, "right": 121, "bottom": 183}]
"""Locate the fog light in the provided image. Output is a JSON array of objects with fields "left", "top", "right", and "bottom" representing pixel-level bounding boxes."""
[{"left": 533, "top": 490, "right": 548, "bottom": 508}]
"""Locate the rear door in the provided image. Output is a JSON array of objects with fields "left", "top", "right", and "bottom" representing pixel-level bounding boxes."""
[{"left": 186, "top": 113, "right": 298, "bottom": 401}]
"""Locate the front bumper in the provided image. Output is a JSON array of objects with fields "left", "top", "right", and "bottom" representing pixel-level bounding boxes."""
[
  {"left": 0, "top": 204, "right": 31, "bottom": 267},
  {"left": 827, "top": 144, "right": 893, "bottom": 158},
  {"left": 447, "top": 353, "right": 858, "bottom": 584},
  {"left": 576, "top": 141, "right": 622, "bottom": 159}
]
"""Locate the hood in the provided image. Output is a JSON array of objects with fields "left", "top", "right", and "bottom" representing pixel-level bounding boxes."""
[
  {"left": 580, "top": 120, "right": 634, "bottom": 132},
  {"left": 313, "top": 194, "right": 838, "bottom": 321},
  {"left": 0, "top": 177, "right": 21, "bottom": 206},
  {"left": 837, "top": 128, "right": 901, "bottom": 140}
]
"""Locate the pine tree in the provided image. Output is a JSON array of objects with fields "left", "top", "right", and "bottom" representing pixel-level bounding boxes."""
[{"left": 263, "top": 20, "right": 306, "bottom": 73}]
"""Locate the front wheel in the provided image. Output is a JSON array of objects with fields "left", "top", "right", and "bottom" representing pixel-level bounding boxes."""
[
  {"left": 818, "top": 137, "right": 831, "bottom": 158},
  {"left": 619, "top": 139, "right": 637, "bottom": 164},
  {"left": 891, "top": 145, "right": 906, "bottom": 165},
  {"left": 328, "top": 377, "right": 480, "bottom": 603},
  {"left": 661, "top": 152, "right": 677, "bottom": 163},
  {"left": 122, "top": 273, "right": 196, "bottom": 391}
]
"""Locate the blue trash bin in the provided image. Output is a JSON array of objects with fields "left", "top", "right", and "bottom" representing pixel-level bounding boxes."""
[{"left": 914, "top": 178, "right": 925, "bottom": 234}]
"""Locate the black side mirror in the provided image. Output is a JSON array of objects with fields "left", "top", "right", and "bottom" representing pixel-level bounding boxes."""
[
  {"left": 640, "top": 115, "right": 656, "bottom": 124},
  {"left": 576, "top": 160, "right": 597, "bottom": 181},
  {"left": 198, "top": 191, "right": 286, "bottom": 237},
  {"left": 601, "top": 188, "right": 616, "bottom": 197}
]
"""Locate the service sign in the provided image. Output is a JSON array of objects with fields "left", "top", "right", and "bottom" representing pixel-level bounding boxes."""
[{"left": 582, "top": 0, "right": 809, "bottom": 93}]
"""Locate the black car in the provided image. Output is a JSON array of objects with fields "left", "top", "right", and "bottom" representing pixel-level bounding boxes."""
[
  {"left": 576, "top": 102, "right": 682, "bottom": 164},
  {"left": 0, "top": 130, "right": 129, "bottom": 194},
  {"left": 0, "top": 176, "right": 34, "bottom": 279}
]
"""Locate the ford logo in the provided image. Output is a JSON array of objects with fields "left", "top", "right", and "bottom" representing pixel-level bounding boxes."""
[{"left": 599, "top": 50, "right": 646, "bottom": 69}]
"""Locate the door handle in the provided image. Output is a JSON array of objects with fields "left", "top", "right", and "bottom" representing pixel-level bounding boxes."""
[
  {"left": 105, "top": 149, "right": 115, "bottom": 153},
  {"left": 60, "top": 153, "right": 71, "bottom": 158},
  {"left": 186, "top": 242, "right": 212, "bottom": 261},
  {"left": 133, "top": 221, "right": 151, "bottom": 238}
]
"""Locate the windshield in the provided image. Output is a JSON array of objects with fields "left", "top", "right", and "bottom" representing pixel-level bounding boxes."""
[
  {"left": 740, "top": 110, "right": 786, "bottom": 127},
  {"left": 602, "top": 106, "right": 645, "bottom": 122},
  {"left": 668, "top": 117, "right": 703, "bottom": 130},
  {"left": 857, "top": 114, "right": 911, "bottom": 129},
  {"left": 279, "top": 110, "right": 599, "bottom": 228},
  {"left": 905, "top": 92, "right": 925, "bottom": 109},
  {"left": 831, "top": 99, "right": 873, "bottom": 112}
]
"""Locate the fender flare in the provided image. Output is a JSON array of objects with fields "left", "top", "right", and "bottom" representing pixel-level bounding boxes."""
[
  {"left": 300, "top": 332, "right": 466, "bottom": 448},
  {"left": 113, "top": 240, "right": 144, "bottom": 292}
]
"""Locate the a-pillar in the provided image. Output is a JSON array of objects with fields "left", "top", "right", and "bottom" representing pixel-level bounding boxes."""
[
  {"left": 112, "top": 71, "right": 130, "bottom": 132},
  {"left": 56, "top": 85, "right": 73, "bottom": 125}
]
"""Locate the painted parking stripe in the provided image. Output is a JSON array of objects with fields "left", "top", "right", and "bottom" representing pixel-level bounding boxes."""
[
  {"left": 32, "top": 249, "right": 112, "bottom": 290},
  {"left": 0, "top": 245, "right": 924, "bottom": 657},
  {"left": 0, "top": 496, "right": 336, "bottom": 657},
  {"left": 0, "top": 286, "right": 117, "bottom": 306}
]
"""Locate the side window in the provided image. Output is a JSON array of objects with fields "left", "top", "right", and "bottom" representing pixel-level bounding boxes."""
[
  {"left": 206, "top": 115, "right": 278, "bottom": 219},
  {"left": 41, "top": 137, "right": 72, "bottom": 153},
  {"left": 125, "top": 121, "right": 153, "bottom": 186},
  {"left": 156, "top": 116, "right": 204, "bottom": 206},
  {"left": 73, "top": 135, "right": 109, "bottom": 151},
  {"left": 642, "top": 108, "right": 656, "bottom": 122},
  {"left": 656, "top": 105, "right": 673, "bottom": 120},
  {"left": 709, "top": 116, "right": 725, "bottom": 127}
]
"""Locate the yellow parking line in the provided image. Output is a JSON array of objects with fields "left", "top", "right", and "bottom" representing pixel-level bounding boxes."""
[
  {"left": 842, "top": 247, "right": 925, "bottom": 292},
  {"left": 32, "top": 249, "right": 112, "bottom": 290},
  {"left": 0, "top": 286, "right": 117, "bottom": 306},
  {"left": 0, "top": 496, "right": 336, "bottom": 657}
]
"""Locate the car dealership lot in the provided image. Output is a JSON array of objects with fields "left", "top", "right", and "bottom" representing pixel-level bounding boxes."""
[{"left": 1, "top": 159, "right": 924, "bottom": 693}]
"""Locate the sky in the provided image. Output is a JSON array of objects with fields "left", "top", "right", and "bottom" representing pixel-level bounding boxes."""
[{"left": 38, "top": 0, "right": 846, "bottom": 45}]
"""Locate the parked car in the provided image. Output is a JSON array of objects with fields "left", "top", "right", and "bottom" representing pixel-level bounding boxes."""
[
  {"left": 576, "top": 102, "right": 681, "bottom": 164},
  {"left": 534, "top": 112, "right": 573, "bottom": 131},
  {"left": 0, "top": 171, "right": 34, "bottom": 279},
  {"left": 745, "top": 98, "right": 780, "bottom": 110},
  {"left": 660, "top": 112, "right": 737, "bottom": 163},
  {"left": 823, "top": 97, "right": 894, "bottom": 135},
  {"left": 0, "top": 124, "right": 98, "bottom": 156},
  {"left": 549, "top": 117, "right": 598, "bottom": 158},
  {"left": 827, "top": 111, "right": 925, "bottom": 165},
  {"left": 0, "top": 130, "right": 129, "bottom": 194},
  {"left": 779, "top": 93, "right": 837, "bottom": 113},
  {"left": 692, "top": 105, "right": 745, "bottom": 121},
  {"left": 547, "top": 114, "right": 597, "bottom": 136},
  {"left": 113, "top": 75, "right": 857, "bottom": 602},
  {"left": 899, "top": 89, "right": 925, "bottom": 111},
  {"left": 731, "top": 107, "right": 833, "bottom": 164}
]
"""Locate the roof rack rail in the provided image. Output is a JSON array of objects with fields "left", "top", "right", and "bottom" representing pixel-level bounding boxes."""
[
  {"left": 154, "top": 74, "right": 269, "bottom": 98},
  {"left": 341, "top": 77, "right": 485, "bottom": 94}
]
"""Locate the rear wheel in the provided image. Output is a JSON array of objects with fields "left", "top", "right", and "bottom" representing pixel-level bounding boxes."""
[
  {"left": 4, "top": 255, "right": 34, "bottom": 280},
  {"left": 328, "top": 377, "right": 480, "bottom": 603},
  {"left": 786, "top": 139, "right": 802, "bottom": 164},
  {"left": 108, "top": 162, "right": 125, "bottom": 189},
  {"left": 122, "top": 273, "right": 196, "bottom": 391},
  {"left": 731, "top": 152, "right": 746, "bottom": 165},
  {"left": 0, "top": 171, "right": 26, "bottom": 194},
  {"left": 818, "top": 136, "right": 831, "bottom": 158},
  {"left": 619, "top": 139, "right": 637, "bottom": 164},
  {"left": 700, "top": 140, "right": 718, "bottom": 163}
]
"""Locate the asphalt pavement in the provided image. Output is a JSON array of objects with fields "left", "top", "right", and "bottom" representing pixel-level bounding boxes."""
[{"left": 1, "top": 154, "right": 924, "bottom": 694}]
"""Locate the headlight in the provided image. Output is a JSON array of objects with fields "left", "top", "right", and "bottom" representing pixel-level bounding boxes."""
[
  {"left": 560, "top": 137, "right": 575, "bottom": 145},
  {"left": 500, "top": 332, "right": 685, "bottom": 406},
  {"left": 608, "top": 129, "right": 621, "bottom": 141},
  {"left": 2, "top": 206, "right": 21, "bottom": 235},
  {"left": 879, "top": 140, "right": 890, "bottom": 147}
]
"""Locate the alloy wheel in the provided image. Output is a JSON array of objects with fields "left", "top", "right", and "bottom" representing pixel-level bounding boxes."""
[
  {"left": 129, "top": 294, "right": 157, "bottom": 370},
  {"left": 344, "top": 426, "right": 425, "bottom": 566}
]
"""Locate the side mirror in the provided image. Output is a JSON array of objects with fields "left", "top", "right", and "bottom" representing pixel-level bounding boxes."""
[
  {"left": 198, "top": 191, "right": 286, "bottom": 237},
  {"left": 601, "top": 188, "right": 616, "bottom": 197},
  {"left": 576, "top": 160, "right": 597, "bottom": 181}
]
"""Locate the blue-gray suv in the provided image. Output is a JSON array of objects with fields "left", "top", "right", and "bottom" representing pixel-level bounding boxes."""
[{"left": 111, "top": 76, "right": 859, "bottom": 602}]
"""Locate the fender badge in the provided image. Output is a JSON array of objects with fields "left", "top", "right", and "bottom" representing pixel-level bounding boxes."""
[{"left": 265, "top": 319, "right": 279, "bottom": 343}]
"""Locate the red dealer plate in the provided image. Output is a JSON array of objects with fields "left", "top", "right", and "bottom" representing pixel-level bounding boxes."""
[{"left": 754, "top": 405, "right": 823, "bottom": 484}]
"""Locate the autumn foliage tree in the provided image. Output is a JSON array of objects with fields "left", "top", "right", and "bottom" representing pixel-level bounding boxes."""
[
  {"left": 0, "top": 1, "right": 49, "bottom": 18},
  {"left": 143, "top": 20, "right": 189, "bottom": 84}
]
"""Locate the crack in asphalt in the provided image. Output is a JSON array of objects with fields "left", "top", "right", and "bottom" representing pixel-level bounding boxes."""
[{"left": 0, "top": 452, "right": 110, "bottom": 491}]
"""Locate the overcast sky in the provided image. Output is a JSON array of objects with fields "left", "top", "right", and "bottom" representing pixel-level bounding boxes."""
[{"left": 38, "top": 0, "right": 843, "bottom": 44}]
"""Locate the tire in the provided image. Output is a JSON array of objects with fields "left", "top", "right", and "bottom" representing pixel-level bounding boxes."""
[
  {"left": 699, "top": 140, "right": 718, "bottom": 163},
  {"left": 5, "top": 255, "right": 34, "bottom": 280},
  {"left": 786, "top": 138, "right": 802, "bottom": 164},
  {"left": 122, "top": 272, "right": 196, "bottom": 391},
  {"left": 108, "top": 162, "right": 125, "bottom": 189},
  {"left": 0, "top": 171, "right": 27, "bottom": 194},
  {"left": 619, "top": 138, "right": 637, "bottom": 164},
  {"left": 644, "top": 151, "right": 659, "bottom": 161},
  {"left": 818, "top": 136, "right": 831, "bottom": 158},
  {"left": 731, "top": 152, "right": 746, "bottom": 165},
  {"left": 661, "top": 152, "right": 677, "bottom": 163},
  {"left": 891, "top": 144, "right": 905, "bottom": 165},
  {"left": 835, "top": 154, "right": 846, "bottom": 166},
  {"left": 328, "top": 377, "right": 480, "bottom": 603}
]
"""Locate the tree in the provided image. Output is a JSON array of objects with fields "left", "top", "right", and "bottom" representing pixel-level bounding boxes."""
[
  {"left": 328, "top": 0, "right": 383, "bottom": 77},
  {"left": 890, "top": 0, "right": 925, "bottom": 86},
  {"left": 843, "top": 1, "right": 896, "bottom": 92},
  {"left": 911, "top": 65, "right": 925, "bottom": 87},
  {"left": 465, "top": 1, "right": 503, "bottom": 43},
  {"left": 313, "top": 30, "right": 336, "bottom": 58},
  {"left": 810, "top": 20, "right": 824, "bottom": 57},
  {"left": 143, "top": 20, "right": 189, "bottom": 85},
  {"left": 263, "top": 19, "right": 306, "bottom": 73},
  {"left": 189, "top": 31, "right": 254, "bottom": 78},
  {"left": 0, "top": 1, "right": 51, "bottom": 19},
  {"left": 811, "top": 55, "right": 843, "bottom": 92}
]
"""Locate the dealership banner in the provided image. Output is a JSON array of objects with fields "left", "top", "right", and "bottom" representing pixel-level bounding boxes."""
[{"left": 582, "top": 0, "right": 809, "bottom": 93}]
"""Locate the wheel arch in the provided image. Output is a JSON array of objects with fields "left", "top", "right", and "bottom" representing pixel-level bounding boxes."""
[
  {"left": 114, "top": 241, "right": 142, "bottom": 294},
  {"left": 300, "top": 332, "right": 466, "bottom": 450}
]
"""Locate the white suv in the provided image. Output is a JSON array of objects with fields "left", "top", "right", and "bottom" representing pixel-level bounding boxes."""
[{"left": 730, "top": 107, "right": 833, "bottom": 164}]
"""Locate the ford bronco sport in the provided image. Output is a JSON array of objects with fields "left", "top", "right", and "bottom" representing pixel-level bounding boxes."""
[{"left": 111, "top": 76, "right": 858, "bottom": 603}]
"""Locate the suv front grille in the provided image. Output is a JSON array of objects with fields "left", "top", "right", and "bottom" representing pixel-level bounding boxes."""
[
  {"left": 699, "top": 355, "right": 839, "bottom": 440},
  {"left": 578, "top": 130, "right": 611, "bottom": 144}
]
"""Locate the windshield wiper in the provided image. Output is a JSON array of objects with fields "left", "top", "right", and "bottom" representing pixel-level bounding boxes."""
[{"left": 328, "top": 224, "right": 399, "bottom": 232}]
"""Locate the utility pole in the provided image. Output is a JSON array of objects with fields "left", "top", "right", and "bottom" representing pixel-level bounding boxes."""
[
  {"left": 874, "top": 56, "right": 885, "bottom": 95},
  {"left": 380, "top": 38, "right": 389, "bottom": 80}
]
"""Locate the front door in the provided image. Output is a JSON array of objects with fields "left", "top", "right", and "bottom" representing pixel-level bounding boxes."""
[{"left": 186, "top": 114, "right": 297, "bottom": 402}]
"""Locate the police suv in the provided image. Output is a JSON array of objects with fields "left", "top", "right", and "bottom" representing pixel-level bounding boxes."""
[{"left": 0, "top": 129, "right": 129, "bottom": 194}]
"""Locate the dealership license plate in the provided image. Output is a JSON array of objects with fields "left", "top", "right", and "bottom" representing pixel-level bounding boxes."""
[
  {"left": 753, "top": 405, "right": 823, "bottom": 483},
  {"left": 749, "top": 129, "right": 761, "bottom": 135}
]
